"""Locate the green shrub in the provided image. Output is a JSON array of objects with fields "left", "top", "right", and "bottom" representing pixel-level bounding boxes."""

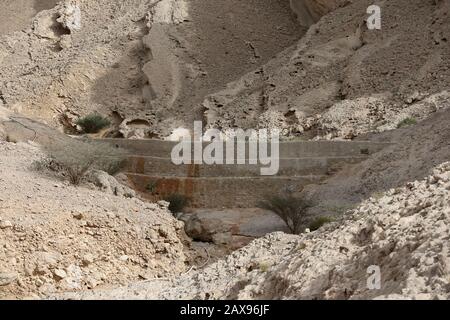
[
  {"left": 258, "top": 194, "right": 312, "bottom": 234},
  {"left": 42, "top": 138, "right": 126, "bottom": 185},
  {"left": 76, "top": 114, "right": 111, "bottom": 133},
  {"left": 259, "top": 262, "right": 270, "bottom": 272},
  {"left": 164, "top": 193, "right": 190, "bottom": 214},
  {"left": 309, "top": 216, "right": 334, "bottom": 231},
  {"left": 397, "top": 117, "right": 417, "bottom": 128},
  {"left": 146, "top": 181, "right": 158, "bottom": 194},
  {"left": 100, "top": 157, "right": 127, "bottom": 176}
]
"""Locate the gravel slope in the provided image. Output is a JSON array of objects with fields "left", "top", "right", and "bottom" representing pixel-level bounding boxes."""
[{"left": 0, "top": 141, "right": 190, "bottom": 299}]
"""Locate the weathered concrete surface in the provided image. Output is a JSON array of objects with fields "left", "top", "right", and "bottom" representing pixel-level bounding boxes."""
[
  {"left": 127, "top": 174, "right": 325, "bottom": 208},
  {"left": 101, "top": 139, "right": 392, "bottom": 208},
  {"left": 102, "top": 138, "right": 392, "bottom": 157},
  {"left": 125, "top": 155, "right": 369, "bottom": 177}
]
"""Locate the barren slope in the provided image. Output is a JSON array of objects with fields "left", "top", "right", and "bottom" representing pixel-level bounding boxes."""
[
  {"left": 204, "top": 0, "right": 450, "bottom": 138},
  {"left": 304, "top": 107, "right": 450, "bottom": 215},
  {"left": 0, "top": 0, "right": 305, "bottom": 138},
  {"left": 0, "top": 141, "right": 190, "bottom": 299}
]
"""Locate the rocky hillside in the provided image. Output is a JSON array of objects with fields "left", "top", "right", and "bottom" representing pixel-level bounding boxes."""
[
  {"left": 56, "top": 161, "right": 450, "bottom": 299},
  {"left": 304, "top": 107, "right": 450, "bottom": 216},
  {"left": 0, "top": 140, "right": 190, "bottom": 299},
  {"left": 4, "top": 0, "right": 447, "bottom": 141},
  {"left": 204, "top": 0, "right": 449, "bottom": 139},
  {"left": 0, "top": 0, "right": 305, "bottom": 138},
  {"left": 167, "top": 162, "right": 450, "bottom": 300}
]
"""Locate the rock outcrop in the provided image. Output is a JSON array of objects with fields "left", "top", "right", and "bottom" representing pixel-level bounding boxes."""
[{"left": 204, "top": 0, "right": 450, "bottom": 139}]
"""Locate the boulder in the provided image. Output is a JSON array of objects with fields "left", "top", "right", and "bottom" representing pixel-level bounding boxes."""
[
  {"left": 0, "top": 272, "right": 17, "bottom": 286},
  {"left": 88, "top": 170, "right": 136, "bottom": 198},
  {"left": 183, "top": 214, "right": 234, "bottom": 245}
]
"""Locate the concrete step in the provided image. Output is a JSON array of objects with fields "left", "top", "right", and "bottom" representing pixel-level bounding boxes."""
[
  {"left": 125, "top": 155, "right": 368, "bottom": 177},
  {"left": 101, "top": 138, "right": 392, "bottom": 158},
  {"left": 100, "top": 138, "right": 393, "bottom": 208},
  {"left": 126, "top": 173, "right": 327, "bottom": 208}
]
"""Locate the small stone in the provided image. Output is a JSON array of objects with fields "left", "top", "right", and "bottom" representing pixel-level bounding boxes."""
[
  {"left": 158, "top": 226, "right": 170, "bottom": 238},
  {"left": 72, "top": 213, "right": 84, "bottom": 220},
  {"left": 0, "top": 272, "right": 18, "bottom": 286},
  {"left": 119, "top": 255, "right": 129, "bottom": 262},
  {"left": 34, "top": 278, "right": 45, "bottom": 287},
  {"left": 38, "top": 283, "right": 57, "bottom": 294},
  {"left": 157, "top": 200, "right": 170, "bottom": 209},
  {"left": 81, "top": 254, "right": 95, "bottom": 266},
  {"left": 53, "top": 269, "right": 67, "bottom": 280},
  {"left": 0, "top": 220, "right": 13, "bottom": 229},
  {"left": 36, "top": 251, "right": 62, "bottom": 268},
  {"left": 146, "top": 229, "right": 159, "bottom": 241},
  {"left": 85, "top": 276, "right": 101, "bottom": 289}
]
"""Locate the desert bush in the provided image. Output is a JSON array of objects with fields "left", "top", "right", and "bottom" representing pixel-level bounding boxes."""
[
  {"left": 258, "top": 262, "right": 271, "bottom": 272},
  {"left": 164, "top": 193, "right": 190, "bottom": 214},
  {"left": 258, "top": 194, "right": 312, "bottom": 234},
  {"left": 42, "top": 138, "right": 126, "bottom": 185},
  {"left": 99, "top": 156, "right": 127, "bottom": 176},
  {"left": 146, "top": 181, "right": 158, "bottom": 194},
  {"left": 76, "top": 114, "right": 111, "bottom": 133},
  {"left": 30, "top": 157, "right": 62, "bottom": 173},
  {"left": 397, "top": 117, "right": 417, "bottom": 128},
  {"left": 309, "top": 216, "right": 334, "bottom": 231}
]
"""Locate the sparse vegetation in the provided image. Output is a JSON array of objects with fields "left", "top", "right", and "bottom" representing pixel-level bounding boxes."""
[
  {"left": 30, "top": 157, "right": 61, "bottom": 173},
  {"left": 258, "top": 262, "right": 270, "bottom": 272},
  {"left": 371, "top": 191, "right": 385, "bottom": 201},
  {"left": 42, "top": 138, "right": 126, "bottom": 185},
  {"left": 258, "top": 194, "right": 312, "bottom": 234},
  {"left": 397, "top": 117, "right": 417, "bottom": 128},
  {"left": 309, "top": 216, "right": 334, "bottom": 231},
  {"left": 164, "top": 193, "right": 190, "bottom": 214},
  {"left": 101, "top": 157, "right": 127, "bottom": 176},
  {"left": 76, "top": 114, "right": 111, "bottom": 134},
  {"left": 146, "top": 181, "right": 158, "bottom": 194}
]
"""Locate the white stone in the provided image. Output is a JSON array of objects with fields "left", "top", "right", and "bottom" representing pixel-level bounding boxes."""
[{"left": 0, "top": 220, "right": 13, "bottom": 229}]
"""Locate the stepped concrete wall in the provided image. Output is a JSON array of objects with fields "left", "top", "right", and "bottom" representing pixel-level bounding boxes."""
[{"left": 99, "top": 139, "right": 392, "bottom": 208}]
